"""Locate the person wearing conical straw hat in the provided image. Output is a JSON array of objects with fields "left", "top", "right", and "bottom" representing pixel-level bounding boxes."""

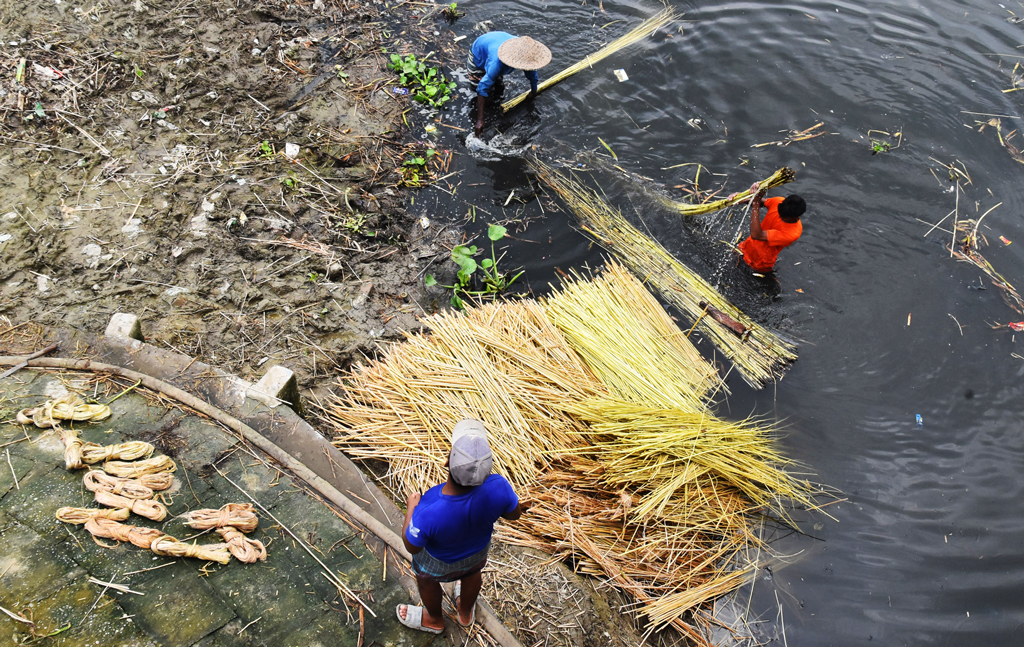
[
  {"left": 469, "top": 32, "right": 551, "bottom": 136},
  {"left": 396, "top": 419, "right": 529, "bottom": 634}
]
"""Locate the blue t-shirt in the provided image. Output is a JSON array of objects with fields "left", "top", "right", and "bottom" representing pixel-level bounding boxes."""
[
  {"left": 471, "top": 32, "right": 540, "bottom": 98},
  {"left": 405, "top": 474, "right": 519, "bottom": 562}
]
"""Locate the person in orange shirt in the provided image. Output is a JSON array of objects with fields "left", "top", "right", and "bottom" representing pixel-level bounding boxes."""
[{"left": 735, "top": 181, "right": 806, "bottom": 274}]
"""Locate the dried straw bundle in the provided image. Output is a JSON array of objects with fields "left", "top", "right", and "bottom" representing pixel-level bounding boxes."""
[
  {"left": 103, "top": 455, "right": 176, "bottom": 478},
  {"left": 502, "top": 7, "right": 676, "bottom": 112},
  {"left": 329, "top": 300, "right": 608, "bottom": 491},
  {"left": 217, "top": 527, "right": 267, "bottom": 563},
  {"left": 542, "top": 261, "right": 722, "bottom": 408},
  {"left": 658, "top": 167, "right": 796, "bottom": 217},
  {"left": 184, "top": 503, "right": 259, "bottom": 533},
  {"left": 94, "top": 490, "right": 168, "bottom": 521},
  {"left": 56, "top": 506, "right": 131, "bottom": 525},
  {"left": 83, "top": 470, "right": 156, "bottom": 499},
  {"left": 530, "top": 157, "right": 797, "bottom": 388},
  {"left": 16, "top": 394, "right": 112, "bottom": 428},
  {"left": 81, "top": 440, "right": 154, "bottom": 465}
]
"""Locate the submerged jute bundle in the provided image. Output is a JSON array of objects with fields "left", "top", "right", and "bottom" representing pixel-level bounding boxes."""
[
  {"left": 16, "top": 394, "right": 112, "bottom": 428},
  {"left": 103, "top": 455, "right": 176, "bottom": 478},
  {"left": 217, "top": 527, "right": 267, "bottom": 563},
  {"left": 94, "top": 490, "right": 168, "bottom": 521},
  {"left": 56, "top": 506, "right": 130, "bottom": 525},
  {"left": 183, "top": 503, "right": 258, "bottom": 533},
  {"left": 84, "top": 516, "right": 165, "bottom": 549},
  {"left": 81, "top": 440, "right": 154, "bottom": 464},
  {"left": 84, "top": 470, "right": 155, "bottom": 500}
]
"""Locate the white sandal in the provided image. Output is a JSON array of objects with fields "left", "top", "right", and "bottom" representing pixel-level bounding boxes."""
[{"left": 396, "top": 604, "right": 444, "bottom": 634}]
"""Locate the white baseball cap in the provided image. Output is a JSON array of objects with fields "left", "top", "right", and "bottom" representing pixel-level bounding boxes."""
[{"left": 449, "top": 419, "right": 493, "bottom": 487}]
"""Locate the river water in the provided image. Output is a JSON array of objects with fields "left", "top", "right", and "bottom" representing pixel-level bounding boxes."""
[{"left": 412, "top": 0, "right": 1024, "bottom": 644}]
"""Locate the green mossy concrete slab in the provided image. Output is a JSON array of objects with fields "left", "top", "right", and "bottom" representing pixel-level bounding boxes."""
[
  {"left": 276, "top": 608, "right": 362, "bottom": 647},
  {"left": 172, "top": 417, "right": 241, "bottom": 472},
  {"left": 0, "top": 451, "right": 34, "bottom": 500},
  {"left": 62, "top": 528, "right": 191, "bottom": 588},
  {"left": 19, "top": 579, "right": 159, "bottom": 647},
  {"left": 114, "top": 562, "right": 235, "bottom": 647},
  {"left": 202, "top": 553, "right": 326, "bottom": 645},
  {"left": 4, "top": 464, "right": 92, "bottom": 536},
  {"left": 7, "top": 428, "right": 64, "bottom": 464},
  {"left": 205, "top": 458, "right": 288, "bottom": 511},
  {"left": 0, "top": 522, "right": 84, "bottom": 607},
  {"left": 161, "top": 469, "right": 218, "bottom": 518}
]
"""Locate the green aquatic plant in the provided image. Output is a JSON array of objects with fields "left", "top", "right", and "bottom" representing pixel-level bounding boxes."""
[
  {"left": 388, "top": 54, "right": 457, "bottom": 108},
  {"left": 425, "top": 224, "right": 524, "bottom": 309}
]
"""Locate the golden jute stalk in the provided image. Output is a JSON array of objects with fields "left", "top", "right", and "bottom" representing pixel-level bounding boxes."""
[
  {"left": 502, "top": 7, "right": 676, "bottom": 112},
  {"left": 659, "top": 167, "right": 796, "bottom": 216}
]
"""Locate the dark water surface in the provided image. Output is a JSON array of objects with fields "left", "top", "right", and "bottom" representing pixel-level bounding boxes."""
[{"left": 412, "top": 0, "right": 1024, "bottom": 644}]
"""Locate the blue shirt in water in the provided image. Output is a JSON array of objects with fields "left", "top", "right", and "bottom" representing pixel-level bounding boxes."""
[
  {"left": 471, "top": 32, "right": 540, "bottom": 98},
  {"left": 405, "top": 474, "right": 519, "bottom": 562}
]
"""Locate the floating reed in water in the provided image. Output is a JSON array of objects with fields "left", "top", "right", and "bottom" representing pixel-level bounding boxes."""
[
  {"left": 658, "top": 167, "right": 796, "bottom": 217},
  {"left": 541, "top": 261, "right": 722, "bottom": 408},
  {"left": 530, "top": 157, "right": 797, "bottom": 388},
  {"left": 324, "top": 278, "right": 819, "bottom": 640},
  {"left": 502, "top": 7, "right": 676, "bottom": 112}
]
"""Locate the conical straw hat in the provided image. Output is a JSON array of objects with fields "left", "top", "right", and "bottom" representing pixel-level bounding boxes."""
[{"left": 497, "top": 36, "right": 551, "bottom": 71}]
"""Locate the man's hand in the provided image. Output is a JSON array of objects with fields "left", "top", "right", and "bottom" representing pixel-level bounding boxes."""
[
  {"left": 406, "top": 492, "right": 421, "bottom": 510},
  {"left": 475, "top": 119, "right": 484, "bottom": 137},
  {"left": 749, "top": 181, "right": 761, "bottom": 194}
]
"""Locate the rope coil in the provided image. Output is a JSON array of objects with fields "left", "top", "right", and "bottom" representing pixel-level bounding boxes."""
[
  {"left": 94, "top": 490, "right": 168, "bottom": 521},
  {"left": 16, "top": 394, "right": 111, "bottom": 428},
  {"left": 184, "top": 503, "right": 258, "bottom": 533},
  {"left": 83, "top": 470, "right": 155, "bottom": 499},
  {"left": 151, "top": 535, "right": 232, "bottom": 564},
  {"left": 81, "top": 440, "right": 154, "bottom": 464},
  {"left": 56, "top": 506, "right": 130, "bottom": 525},
  {"left": 217, "top": 527, "right": 267, "bottom": 563},
  {"left": 59, "top": 428, "right": 85, "bottom": 469},
  {"left": 83, "top": 516, "right": 166, "bottom": 549},
  {"left": 103, "top": 455, "right": 176, "bottom": 478}
]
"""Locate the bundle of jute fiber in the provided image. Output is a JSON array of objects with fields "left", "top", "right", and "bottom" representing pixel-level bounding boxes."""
[
  {"left": 56, "top": 506, "right": 130, "bottom": 525},
  {"left": 502, "top": 7, "right": 676, "bottom": 112},
  {"left": 183, "top": 503, "right": 258, "bottom": 533},
  {"left": 94, "top": 490, "right": 168, "bottom": 521},
  {"left": 216, "top": 527, "right": 267, "bottom": 563},
  {"left": 542, "top": 261, "right": 723, "bottom": 408},
  {"left": 84, "top": 516, "right": 165, "bottom": 549},
  {"left": 80, "top": 440, "right": 154, "bottom": 464},
  {"left": 59, "top": 428, "right": 86, "bottom": 469},
  {"left": 151, "top": 535, "right": 232, "bottom": 564},
  {"left": 132, "top": 472, "right": 174, "bottom": 491},
  {"left": 530, "top": 157, "right": 798, "bottom": 389},
  {"left": 103, "top": 455, "right": 176, "bottom": 478},
  {"left": 83, "top": 470, "right": 156, "bottom": 500},
  {"left": 16, "top": 393, "right": 111, "bottom": 428},
  {"left": 657, "top": 167, "right": 796, "bottom": 217}
]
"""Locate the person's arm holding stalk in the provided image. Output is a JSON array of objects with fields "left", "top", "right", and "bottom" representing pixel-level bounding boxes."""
[{"left": 747, "top": 182, "right": 768, "bottom": 241}]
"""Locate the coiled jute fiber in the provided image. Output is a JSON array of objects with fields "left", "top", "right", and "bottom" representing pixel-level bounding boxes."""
[
  {"left": 56, "top": 506, "right": 130, "bottom": 525},
  {"left": 184, "top": 503, "right": 258, "bottom": 533},
  {"left": 82, "top": 517, "right": 232, "bottom": 563},
  {"left": 83, "top": 470, "right": 157, "bottom": 499},
  {"left": 16, "top": 394, "right": 111, "bottom": 428},
  {"left": 103, "top": 455, "right": 176, "bottom": 478},
  {"left": 59, "top": 429, "right": 155, "bottom": 470},
  {"left": 216, "top": 527, "right": 267, "bottom": 563},
  {"left": 94, "top": 490, "right": 168, "bottom": 521}
]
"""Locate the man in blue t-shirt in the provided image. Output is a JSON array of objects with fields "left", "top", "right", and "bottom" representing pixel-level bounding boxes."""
[
  {"left": 396, "top": 419, "right": 529, "bottom": 634},
  {"left": 469, "top": 32, "right": 551, "bottom": 136}
]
